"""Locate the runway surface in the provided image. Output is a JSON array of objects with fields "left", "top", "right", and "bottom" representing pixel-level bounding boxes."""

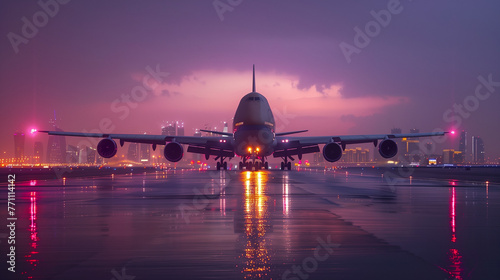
[{"left": 1, "top": 169, "right": 499, "bottom": 279}]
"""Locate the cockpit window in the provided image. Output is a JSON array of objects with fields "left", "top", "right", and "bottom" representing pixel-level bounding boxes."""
[
  {"left": 247, "top": 97, "right": 254, "bottom": 101},
  {"left": 254, "top": 97, "right": 260, "bottom": 100}
]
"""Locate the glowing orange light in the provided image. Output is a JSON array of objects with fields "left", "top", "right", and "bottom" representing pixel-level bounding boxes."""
[{"left": 248, "top": 147, "right": 252, "bottom": 153}]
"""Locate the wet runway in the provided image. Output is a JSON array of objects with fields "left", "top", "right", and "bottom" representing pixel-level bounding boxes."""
[{"left": 1, "top": 169, "right": 499, "bottom": 279}]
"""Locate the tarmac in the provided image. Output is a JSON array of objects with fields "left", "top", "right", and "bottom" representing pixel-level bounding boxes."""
[{"left": 0, "top": 168, "right": 498, "bottom": 279}]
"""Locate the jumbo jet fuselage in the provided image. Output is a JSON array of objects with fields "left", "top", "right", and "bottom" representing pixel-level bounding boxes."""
[{"left": 232, "top": 92, "right": 276, "bottom": 158}]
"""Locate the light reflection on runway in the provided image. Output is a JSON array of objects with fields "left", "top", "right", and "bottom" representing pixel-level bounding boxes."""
[
  {"left": 238, "top": 171, "right": 271, "bottom": 279},
  {"left": 447, "top": 187, "right": 463, "bottom": 280},
  {"left": 1, "top": 169, "right": 499, "bottom": 280},
  {"left": 24, "top": 191, "right": 39, "bottom": 278}
]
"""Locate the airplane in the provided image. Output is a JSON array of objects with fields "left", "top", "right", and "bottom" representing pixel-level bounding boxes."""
[{"left": 40, "top": 65, "right": 448, "bottom": 170}]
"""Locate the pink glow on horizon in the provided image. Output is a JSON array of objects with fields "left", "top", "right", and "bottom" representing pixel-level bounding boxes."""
[{"left": 124, "top": 70, "right": 409, "bottom": 135}]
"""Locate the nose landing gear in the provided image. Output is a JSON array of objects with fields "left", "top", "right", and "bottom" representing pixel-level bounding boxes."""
[{"left": 239, "top": 157, "right": 269, "bottom": 170}]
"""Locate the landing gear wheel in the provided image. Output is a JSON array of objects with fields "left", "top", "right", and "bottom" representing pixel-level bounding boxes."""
[
  {"left": 281, "top": 162, "right": 285, "bottom": 170},
  {"left": 287, "top": 161, "right": 292, "bottom": 170},
  {"left": 216, "top": 162, "right": 221, "bottom": 170},
  {"left": 264, "top": 161, "right": 269, "bottom": 170},
  {"left": 239, "top": 162, "right": 244, "bottom": 170},
  {"left": 255, "top": 162, "right": 261, "bottom": 170},
  {"left": 247, "top": 162, "right": 253, "bottom": 170},
  {"left": 223, "top": 161, "right": 227, "bottom": 170}
]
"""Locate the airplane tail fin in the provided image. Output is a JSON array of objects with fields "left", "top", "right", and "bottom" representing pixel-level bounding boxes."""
[{"left": 252, "top": 64, "right": 256, "bottom": 92}]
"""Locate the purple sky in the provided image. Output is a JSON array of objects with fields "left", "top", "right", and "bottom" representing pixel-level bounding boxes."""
[{"left": 1, "top": 0, "right": 499, "bottom": 160}]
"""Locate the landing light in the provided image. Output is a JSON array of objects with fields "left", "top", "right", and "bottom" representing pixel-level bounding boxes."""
[
  {"left": 256, "top": 147, "right": 260, "bottom": 152},
  {"left": 248, "top": 147, "right": 252, "bottom": 153}
]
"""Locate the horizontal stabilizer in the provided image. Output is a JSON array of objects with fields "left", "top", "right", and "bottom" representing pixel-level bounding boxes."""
[
  {"left": 199, "top": 129, "right": 233, "bottom": 136},
  {"left": 275, "top": 130, "right": 308, "bottom": 136}
]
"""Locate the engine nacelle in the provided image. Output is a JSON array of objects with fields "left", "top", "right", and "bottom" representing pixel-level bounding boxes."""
[
  {"left": 97, "top": 138, "right": 118, "bottom": 158},
  {"left": 378, "top": 139, "right": 398, "bottom": 158},
  {"left": 323, "top": 142, "right": 343, "bottom": 162},
  {"left": 164, "top": 142, "right": 183, "bottom": 162}
]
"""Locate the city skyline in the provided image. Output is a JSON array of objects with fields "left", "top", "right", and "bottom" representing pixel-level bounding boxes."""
[{"left": 1, "top": 1, "right": 499, "bottom": 160}]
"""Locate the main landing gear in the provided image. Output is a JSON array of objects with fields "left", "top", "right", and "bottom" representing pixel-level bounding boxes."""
[
  {"left": 280, "top": 156, "right": 292, "bottom": 170},
  {"left": 215, "top": 156, "right": 228, "bottom": 170}
]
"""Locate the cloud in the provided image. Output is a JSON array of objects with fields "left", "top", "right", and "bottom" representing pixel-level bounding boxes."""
[{"left": 127, "top": 69, "right": 409, "bottom": 134}]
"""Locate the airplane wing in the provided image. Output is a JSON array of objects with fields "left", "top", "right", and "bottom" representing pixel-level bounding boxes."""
[
  {"left": 39, "top": 130, "right": 227, "bottom": 145},
  {"left": 39, "top": 130, "right": 235, "bottom": 159},
  {"left": 276, "top": 132, "right": 447, "bottom": 146},
  {"left": 273, "top": 131, "right": 448, "bottom": 160}
]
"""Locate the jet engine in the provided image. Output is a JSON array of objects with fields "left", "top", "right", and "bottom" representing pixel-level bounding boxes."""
[
  {"left": 97, "top": 138, "right": 118, "bottom": 158},
  {"left": 323, "top": 142, "right": 343, "bottom": 162},
  {"left": 164, "top": 142, "right": 183, "bottom": 162},
  {"left": 378, "top": 139, "right": 398, "bottom": 158}
]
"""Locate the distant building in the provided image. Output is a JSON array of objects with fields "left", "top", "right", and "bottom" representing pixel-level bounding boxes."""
[
  {"left": 391, "top": 128, "right": 402, "bottom": 134},
  {"left": 458, "top": 130, "right": 467, "bottom": 163},
  {"left": 402, "top": 138, "right": 420, "bottom": 154},
  {"left": 162, "top": 121, "right": 176, "bottom": 136},
  {"left": 443, "top": 149, "right": 463, "bottom": 164},
  {"left": 313, "top": 152, "right": 324, "bottom": 165},
  {"left": 426, "top": 142, "right": 433, "bottom": 153},
  {"left": 177, "top": 122, "right": 185, "bottom": 136},
  {"left": 66, "top": 145, "right": 79, "bottom": 163},
  {"left": 78, "top": 146, "right": 87, "bottom": 163},
  {"left": 471, "top": 136, "right": 485, "bottom": 164},
  {"left": 140, "top": 143, "right": 150, "bottom": 163},
  {"left": 127, "top": 143, "right": 139, "bottom": 162},
  {"left": 454, "top": 151, "right": 463, "bottom": 164},
  {"left": 443, "top": 149, "right": 455, "bottom": 164},
  {"left": 342, "top": 147, "right": 369, "bottom": 163},
  {"left": 222, "top": 122, "right": 229, "bottom": 137},
  {"left": 47, "top": 127, "right": 67, "bottom": 163},
  {"left": 402, "top": 129, "right": 421, "bottom": 163},
  {"left": 87, "top": 147, "right": 97, "bottom": 164},
  {"left": 14, "top": 132, "right": 25, "bottom": 160},
  {"left": 34, "top": 142, "right": 43, "bottom": 164}
]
